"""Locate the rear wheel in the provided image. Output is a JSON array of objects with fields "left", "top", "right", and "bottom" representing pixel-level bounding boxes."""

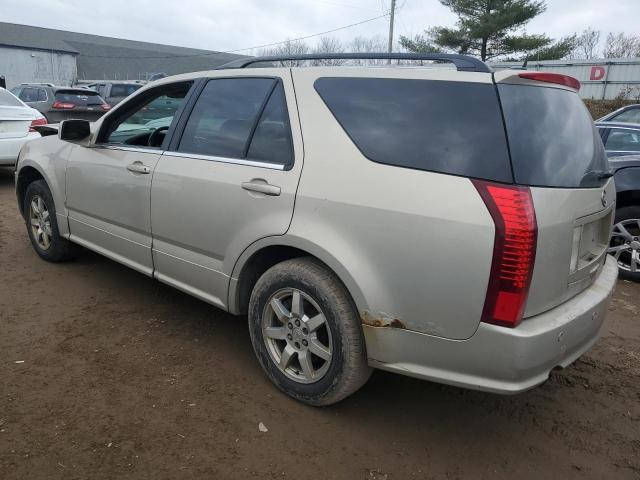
[
  {"left": 248, "top": 258, "right": 372, "bottom": 406},
  {"left": 608, "top": 206, "right": 640, "bottom": 282},
  {"left": 24, "top": 180, "right": 77, "bottom": 262}
]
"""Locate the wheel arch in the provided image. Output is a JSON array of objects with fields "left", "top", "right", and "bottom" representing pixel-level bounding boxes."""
[
  {"left": 16, "top": 165, "right": 46, "bottom": 218},
  {"left": 228, "top": 236, "right": 368, "bottom": 317},
  {"left": 614, "top": 167, "right": 640, "bottom": 209}
]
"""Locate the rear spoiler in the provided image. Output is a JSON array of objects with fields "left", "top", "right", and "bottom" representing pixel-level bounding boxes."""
[{"left": 32, "top": 124, "right": 59, "bottom": 137}]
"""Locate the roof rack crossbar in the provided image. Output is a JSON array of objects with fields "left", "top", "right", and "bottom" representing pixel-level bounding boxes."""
[{"left": 216, "top": 53, "right": 491, "bottom": 73}]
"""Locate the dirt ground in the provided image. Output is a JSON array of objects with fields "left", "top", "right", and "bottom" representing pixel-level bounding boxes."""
[{"left": 0, "top": 167, "right": 639, "bottom": 480}]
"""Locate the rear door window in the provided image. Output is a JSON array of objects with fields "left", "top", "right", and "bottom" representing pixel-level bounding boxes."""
[
  {"left": 178, "top": 78, "right": 277, "bottom": 160},
  {"left": 246, "top": 82, "right": 293, "bottom": 166},
  {"left": 54, "top": 90, "right": 105, "bottom": 107},
  {"left": 604, "top": 128, "right": 640, "bottom": 152},
  {"left": 314, "top": 77, "right": 512, "bottom": 182},
  {"left": 498, "top": 84, "right": 608, "bottom": 188},
  {"left": 611, "top": 107, "right": 640, "bottom": 123}
]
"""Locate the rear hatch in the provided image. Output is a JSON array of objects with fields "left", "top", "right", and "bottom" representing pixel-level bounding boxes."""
[
  {"left": 50, "top": 89, "right": 109, "bottom": 121},
  {"left": 494, "top": 71, "right": 615, "bottom": 318}
]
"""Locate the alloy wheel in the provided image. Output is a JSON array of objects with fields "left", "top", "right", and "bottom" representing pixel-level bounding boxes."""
[
  {"left": 608, "top": 219, "right": 640, "bottom": 273},
  {"left": 262, "top": 288, "right": 333, "bottom": 384},
  {"left": 29, "top": 195, "right": 52, "bottom": 251}
]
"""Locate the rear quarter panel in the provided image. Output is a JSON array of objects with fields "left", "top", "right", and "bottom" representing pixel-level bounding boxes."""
[{"left": 289, "top": 67, "right": 496, "bottom": 340}]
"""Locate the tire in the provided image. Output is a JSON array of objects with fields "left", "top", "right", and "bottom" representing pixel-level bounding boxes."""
[
  {"left": 610, "top": 205, "right": 640, "bottom": 282},
  {"left": 248, "top": 257, "right": 372, "bottom": 406},
  {"left": 23, "top": 180, "right": 77, "bottom": 262}
]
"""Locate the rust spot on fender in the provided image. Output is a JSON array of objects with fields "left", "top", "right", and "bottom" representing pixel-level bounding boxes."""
[{"left": 361, "top": 311, "right": 406, "bottom": 329}]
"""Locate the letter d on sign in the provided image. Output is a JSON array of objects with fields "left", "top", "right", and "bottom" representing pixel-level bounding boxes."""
[{"left": 590, "top": 66, "right": 606, "bottom": 81}]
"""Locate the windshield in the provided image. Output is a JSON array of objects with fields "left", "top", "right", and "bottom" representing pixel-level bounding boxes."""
[{"left": 498, "top": 84, "right": 608, "bottom": 188}]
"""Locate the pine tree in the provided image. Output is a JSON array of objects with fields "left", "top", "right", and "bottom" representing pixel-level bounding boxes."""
[{"left": 400, "top": 0, "right": 575, "bottom": 61}]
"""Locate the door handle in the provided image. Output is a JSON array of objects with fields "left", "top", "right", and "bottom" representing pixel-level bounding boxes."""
[
  {"left": 126, "top": 162, "right": 151, "bottom": 174},
  {"left": 241, "top": 181, "right": 281, "bottom": 196}
]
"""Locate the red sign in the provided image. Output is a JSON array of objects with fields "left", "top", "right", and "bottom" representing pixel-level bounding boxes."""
[{"left": 590, "top": 66, "right": 606, "bottom": 81}]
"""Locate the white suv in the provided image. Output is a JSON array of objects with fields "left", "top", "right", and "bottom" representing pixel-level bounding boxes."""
[{"left": 14, "top": 54, "right": 617, "bottom": 405}]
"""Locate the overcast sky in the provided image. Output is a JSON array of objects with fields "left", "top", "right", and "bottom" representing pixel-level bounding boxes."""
[{"left": 2, "top": 0, "right": 639, "bottom": 53}]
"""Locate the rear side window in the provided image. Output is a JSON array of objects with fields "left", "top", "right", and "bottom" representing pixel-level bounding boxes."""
[
  {"left": 499, "top": 84, "right": 608, "bottom": 188},
  {"left": 0, "top": 88, "right": 24, "bottom": 107},
  {"left": 179, "top": 78, "right": 293, "bottom": 165},
  {"left": 110, "top": 84, "right": 141, "bottom": 97},
  {"left": 314, "top": 77, "right": 512, "bottom": 182},
  {"left": 20, "top": 87, "right": 44, "bottom": 103},
  {"left": 605, "top": 128, "right": 640, "bottom": 152},
  {"left": 54, "top": 90, "right": 105, "bottom": 106}
]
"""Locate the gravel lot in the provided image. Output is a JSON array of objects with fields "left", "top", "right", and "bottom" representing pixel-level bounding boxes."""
[{"left": 1, "top": 167, "right": 639, "bottom": 480}]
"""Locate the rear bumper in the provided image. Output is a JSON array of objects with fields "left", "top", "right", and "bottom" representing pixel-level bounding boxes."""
[
  {"left": 364, "top": 255, "right": 618, "bottom": 393},
  {"left": 0, "top": 133, "right": 40, "bottom": 165}
]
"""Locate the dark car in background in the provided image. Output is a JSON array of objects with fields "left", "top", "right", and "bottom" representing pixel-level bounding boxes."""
[
  {"left": 87, "top": 81, "right": 144, "bottom": 107},
  {"left": 9, "top": 83, "right": 110, "bottom": 122},
  {"left": 597, "top": 122, "right": 640, "bottom": 157},
  {"left": 598, "top": 104, "right": 640, "bottom": 123},
  {"left": 608, "top": 154, "right": 640, "bottom": 281}
]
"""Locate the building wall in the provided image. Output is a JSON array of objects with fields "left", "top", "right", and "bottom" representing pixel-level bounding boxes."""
[
  {"left": 490, "top": 58, "right": 640, "bottom": 100},
  {"left": 0, "top": 46, "right": 77, "bottom": 89}
]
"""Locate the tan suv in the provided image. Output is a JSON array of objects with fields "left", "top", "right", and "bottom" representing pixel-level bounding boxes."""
[{"left": 15, "top": 53, "right": 617, "bottom": 405}]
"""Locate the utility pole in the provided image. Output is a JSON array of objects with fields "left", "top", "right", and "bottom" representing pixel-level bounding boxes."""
[{"left": 387, "top": 0, "right": 396, "bottom": 64}]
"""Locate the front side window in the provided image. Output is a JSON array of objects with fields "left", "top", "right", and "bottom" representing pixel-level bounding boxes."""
[
  {"left": 99, "top": 82, "right": 192, "bottom": 147},
  {"left": 178, "top": 77, "right": 293, "bottom": 166},
  {"left": 605, "top": 128, "right": 640, "bottom": 152}
]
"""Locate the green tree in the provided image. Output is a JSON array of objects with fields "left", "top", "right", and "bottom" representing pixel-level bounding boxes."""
[{"left": 400, "top": 0, "right": 574, "bottom": 61}]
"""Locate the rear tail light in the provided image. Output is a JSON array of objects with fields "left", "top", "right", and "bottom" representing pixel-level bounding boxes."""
[
  {"left": 28, "top": 117, "right": 48, "bottom": 132},
  {"left": 473, "top": 180, "right": 538, "bottom": 328},
  {"left": 518, "top": 72, "right": 581, "bottom": 91},
  {"left": 101, "top": 104, "right": 111, "bottom": 111},
  {"left": 52, "top": 101, "right": 75, "bottom": 109}
]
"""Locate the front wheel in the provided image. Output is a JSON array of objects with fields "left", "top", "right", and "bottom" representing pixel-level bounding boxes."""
[
  {"left": 24, "top": 180, "right": 77, "bottom": 262},
  {"left": 608, "top": 206, "right": 640, "bottom": 282},
  {"left": 248, "top": 258, "right": 372, "bottom": 406}
]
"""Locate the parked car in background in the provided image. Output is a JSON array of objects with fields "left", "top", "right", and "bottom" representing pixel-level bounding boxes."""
[
  {"left": 608, "top": 154, "right": 640, "bottom": 281},
  {"left": 598, "top": 104, "right": 640, "bottom": 123},
  {"left": 0, "top": 87, "right": 46, "bottom": 166},
  {"left": 87, "top": 81, "right": 144, "bottom": 107},
  {"left": 9, "top": 84, "right": 110, "bottom": 122},
  {"left": 597, "top": 122, "right": 640, "bottom": 157},
  {"left": 14, "top": 53, "right": 617, "bottom": 405}
]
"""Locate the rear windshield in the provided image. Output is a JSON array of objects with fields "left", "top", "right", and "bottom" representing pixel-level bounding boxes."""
[
  {"left": 314, "top": 77, "right": 512, "bottom": 183},
  {"left": 498, "top": 84, "right": 608, "bottom": 188},
  {"left": 0, "top": 89, "right": 24, "bottom": 107},
  {"left": 54, "top": 90, "right": 105, "bottom": 106},
  {"left": 110, "top": 84, "right": 142, "bottom": 97}
]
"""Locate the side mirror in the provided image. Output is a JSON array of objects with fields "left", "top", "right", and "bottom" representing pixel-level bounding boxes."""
[{"left": 59, "top": 119, "right": 91, "bottom": 142}]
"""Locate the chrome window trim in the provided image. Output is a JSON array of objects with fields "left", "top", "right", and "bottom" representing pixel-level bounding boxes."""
[
  {"left": 93, "top": 144, "right": 164, "bottom": 155},
  {"left": 162, "top": 151, "right": 285, "bottom": 170}
]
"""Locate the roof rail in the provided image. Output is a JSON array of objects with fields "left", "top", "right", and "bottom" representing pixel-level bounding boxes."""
[
  {"left": 21, "top": 82, "right": 55, "bottom": 87},
  {"left": 216, "top": 53, "right": 492, "bottom": 73}
]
